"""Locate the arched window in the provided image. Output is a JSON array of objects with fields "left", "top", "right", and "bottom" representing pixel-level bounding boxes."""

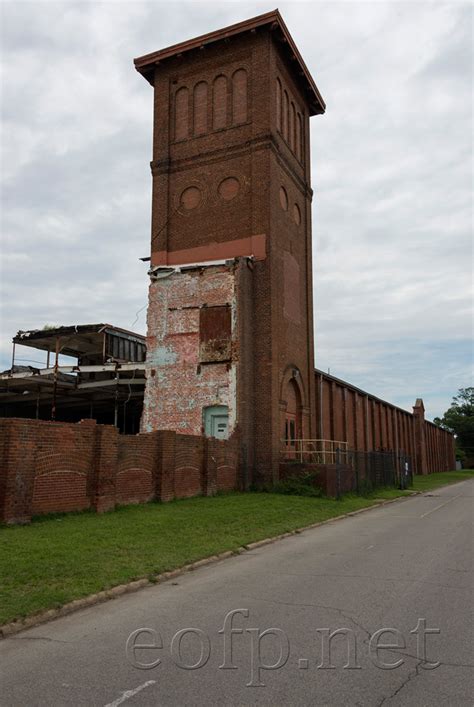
[
  {"left": 283, "top": 90, "right": 289, "bottom": 143},
  {"left": 213, "top": 75, "right": 227, "bottom": 130},
  {"left": 276, "top": 78, "right": 282, "bottom": 132},
  {"left": 232, "top": 69, "right": 247, "bottom": 124},
  {"left": 193, "top": 81, "right": 208, "bottom": 136},
  {"left": 284, "top": 379, "right": 302, "bottom": 458},
  {"left": 175, "top": 87, "right": 189, "bottom": 141},
  {"left": 290, "top": 102, "right": 296, "bottom": 152},
  {"left": 296, "top": 112, "right": 303, "bottom": 161}
]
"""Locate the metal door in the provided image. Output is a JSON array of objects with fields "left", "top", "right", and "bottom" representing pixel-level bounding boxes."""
[{"left": 204, "top": 405, "right": 229, "bottom": 440}]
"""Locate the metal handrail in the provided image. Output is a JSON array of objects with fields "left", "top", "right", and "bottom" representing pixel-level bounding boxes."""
[{"left": 280, "top": 439, "right": 349, "bottom": 464}]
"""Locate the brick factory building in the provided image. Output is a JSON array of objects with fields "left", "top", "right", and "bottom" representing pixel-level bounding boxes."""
[
  {"left": 134, "top": 9, "right": 454, "bottom": 483},
  {"left": 0, "top": 11, "right": 456, "bottom": 524}
]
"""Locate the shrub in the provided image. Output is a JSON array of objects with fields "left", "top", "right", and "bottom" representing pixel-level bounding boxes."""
[{"left": 272, "top": 472, "right": 323, "bottom": 497}]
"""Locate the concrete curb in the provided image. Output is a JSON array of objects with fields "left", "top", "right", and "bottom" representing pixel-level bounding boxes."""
[{"left": 0, "top": 492, "right": 418, "bottom": 639}]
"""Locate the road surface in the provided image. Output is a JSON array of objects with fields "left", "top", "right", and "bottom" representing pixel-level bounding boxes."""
[{"left": 1, "top": 480, "right": 473, "bottom": 706}]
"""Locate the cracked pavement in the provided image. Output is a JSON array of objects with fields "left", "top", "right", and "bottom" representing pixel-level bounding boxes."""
[{"left": 1, "top": 480, "right": 473, "bottom": 705}]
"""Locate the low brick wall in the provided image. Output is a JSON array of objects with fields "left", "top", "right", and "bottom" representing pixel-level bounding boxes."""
[{"left": 0, "top": 418, "right": 239, "bottom": 524}]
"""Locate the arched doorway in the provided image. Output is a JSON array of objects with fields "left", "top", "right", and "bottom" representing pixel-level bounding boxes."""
[{"left": 284, "top": 379, "right": 301, "bottom": 459}]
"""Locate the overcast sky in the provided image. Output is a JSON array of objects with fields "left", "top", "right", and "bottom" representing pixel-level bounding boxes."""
[{"left": 0, "top": 0, "right": 472, "bottom": 420}]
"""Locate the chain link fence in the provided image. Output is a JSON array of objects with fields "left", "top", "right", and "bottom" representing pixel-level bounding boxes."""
[{"left": 335, "top": 448, "right": 413, "bottom": 498}]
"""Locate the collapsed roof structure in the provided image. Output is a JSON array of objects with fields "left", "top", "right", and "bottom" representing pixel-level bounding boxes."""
[{"left": 1, "top": 324, "right": 146, "bottom": 433}]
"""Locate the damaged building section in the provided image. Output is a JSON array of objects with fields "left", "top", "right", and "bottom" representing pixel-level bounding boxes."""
[
  {"left": 141, "top": 258, "right": 253, "bottom": 440},
  {"left": 1, "top": 324, "right": 146, "bottom": 433}
]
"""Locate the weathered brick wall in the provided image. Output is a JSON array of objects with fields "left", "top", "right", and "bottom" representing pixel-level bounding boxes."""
[
  {"left": 116, "top": 434, "right": 156, "bottom": 505},
  {"left": 207, "top": 435, "right": 240, "bottom": 492},
  {"left": 174, "top": 434, "right": 205, "bottom": 498},
  {"left": 142, "top": 264, "right": 238, "bottom": 438},
  {"left": 32, "top": 420, "right": 95, "bottom": 515},
  {"left": 0, "top": 419, "right": 239, "bottom": 524}
]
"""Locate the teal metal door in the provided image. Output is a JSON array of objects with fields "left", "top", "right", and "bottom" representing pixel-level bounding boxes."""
[{"left": 204, "top": 405, "right": 229, "bottom": 439}]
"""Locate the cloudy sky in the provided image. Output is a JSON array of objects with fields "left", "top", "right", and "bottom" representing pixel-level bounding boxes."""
[{"left": 1, "top": 0, "right": 472, "bottom": 420}]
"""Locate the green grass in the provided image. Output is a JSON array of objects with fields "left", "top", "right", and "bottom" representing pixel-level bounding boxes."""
[
  {"left": 411, "top": 468, "right": 474, "bottom": 492},
  {"left": 1, "top": 470, "right": 472, "bottom": 626},
  {"left": 0, "top": 493, "right": 386, "bottom": 625}
]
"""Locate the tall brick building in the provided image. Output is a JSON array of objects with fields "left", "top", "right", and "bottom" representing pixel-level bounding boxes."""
[
  {"left": 134, "top": 10, "right": 455, "bottom": 483},
  {"left": 135, "top": 10, "right": 324, "bottom": 484}
]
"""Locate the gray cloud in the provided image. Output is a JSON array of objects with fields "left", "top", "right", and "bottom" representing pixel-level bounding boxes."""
[{"left": 1, "top": 1, "right": 472, "bottom": 420}]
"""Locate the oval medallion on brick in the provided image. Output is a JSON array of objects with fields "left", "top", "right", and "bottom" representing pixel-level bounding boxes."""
[
  {"left": 180, "top": 186, "right": 202, "bottom": 210},
  {"left": 279, "top": 186, "right": 288, "bottom": 211},
  {"left": 218, "top": 177, "right": 240, "bottom": 201}
]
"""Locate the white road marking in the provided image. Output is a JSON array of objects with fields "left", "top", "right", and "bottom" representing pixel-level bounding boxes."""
[
  {"left": 420, "top": 493, "right": 463, "bottom": 518},
  {"left": 104, "top": 680, "right": 156, "bottom": 707}
]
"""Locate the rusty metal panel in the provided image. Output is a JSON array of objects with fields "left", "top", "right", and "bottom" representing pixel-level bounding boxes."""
[{"left": 199, "top": 305, "right": 231, "bottom": 363}]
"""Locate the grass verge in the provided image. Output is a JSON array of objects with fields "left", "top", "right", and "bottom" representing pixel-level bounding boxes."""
[
  {"left": 411, "top": 468, "right": 474, "bottom": 492},
  {"left": 1, "top": 492, "right": 390, "bottom": 625},
  {"left": 1, "top": 470, "right": 472, "bottom": 626}
]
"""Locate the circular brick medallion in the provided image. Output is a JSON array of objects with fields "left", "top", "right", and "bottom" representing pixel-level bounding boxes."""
[
  {"left": 218, "top": 177, "right": 240, "bottom": 201},
  {"left": 180, "top": 186, "right": 202, "bottom": 210},
  {"left": 293, "top": 203, "right": 301, "bottom": 225},
  {"left": 279, "top": 186, "right": 288, "bottom": 211}
]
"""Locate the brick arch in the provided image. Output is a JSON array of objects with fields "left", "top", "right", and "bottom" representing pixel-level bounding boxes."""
[
  {"left": 280, "top": 366, "right": 305, "bottom": 456},
  {"left": 296, "top": 112, "right": 302, "bottom": 161},
  {"left": 280, "top": 365, "right": 306, "bottom": 448},
  {"left": 282, "top": 90, "right": 289, "bottom": 142},
  {"left": 35, "top": 450, "right": 90, "bottom": 477},
  {"left": 280, "top": 364, "right": 306, "bottom": 408},
  {"left": 212, "top": 74, "right": 227, "bottom": 130},
  {"left": 175, "top": 86, "right": 189, "bottom": 141},
  {"left": 290, "top": 101, "right": 296, "bottom": 151},
  {"left": 276, "top": 78, "right": 282, "bottom": 131},
  {"left": 193, "top": 81, "right": 208, "bottom": 136},
  {"left": 231, "top": 68, "right": 248, "bottom": 124}
]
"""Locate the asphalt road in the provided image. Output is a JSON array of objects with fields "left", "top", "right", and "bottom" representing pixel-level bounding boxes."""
[{"left": 1, "top": 480, "right": 473, "bottom": 706}]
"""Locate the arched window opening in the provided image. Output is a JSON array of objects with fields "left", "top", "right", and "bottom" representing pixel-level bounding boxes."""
[
  {"left": 213, "top": 75, "right": 227, "bottom": 130},
  {"left": 290, "top": 102, "right": 296, "bottom": 152},
  {"left": 276, "top": 78, "right": 282, "bottom": 132},
  {"left": 193, "top": 81, "right": 208, "bottom": 136},
  {"left": 283, "top": 90, "right": 289, "bottom": 142},
  {"left": 232, "top": 69, "right": 247, "bottom": 124},
  {"left": 297, "top": 112, "right": 304, "bottom": 161},
  {"left": 284, "top": 378, "right": 302, "bottom": 459},
  {"left": 175, "top": 87, "right": 189, "bottom": 141}
]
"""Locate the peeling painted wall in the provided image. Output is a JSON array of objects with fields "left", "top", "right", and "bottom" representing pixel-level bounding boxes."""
[{"left": 141, "top": 263, "right": 239, "bottom": 436}]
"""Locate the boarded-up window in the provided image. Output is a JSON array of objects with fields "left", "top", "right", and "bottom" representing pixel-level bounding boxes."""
[
  {"left": 175, "top": 87, "right": 189, "bottom": 141},
  {"left": 296, "top": 112, "right": 303, "bottom": 161},
  {"left": 193, "top": 81, "right": 208, "bottom": 136},
  {"left": 276, "top": 79, "right": 282, "bottom": 132},
  {"left": 199, "top": 305, "right": 231, "bottom": 363},
  {"left": 283, "top": 90, "right": 289, "bottom": 142},
  {"left": 213, "top": 75, "right": 227, "bottom": 130},
  {"left": 232, "top": 69, "right": 247, "bottom": 124},
  {"left": 290, "top": 102, "right": 296, "bottom": 152}
]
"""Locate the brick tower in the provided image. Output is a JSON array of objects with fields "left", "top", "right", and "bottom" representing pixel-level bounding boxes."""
[{"left": 135, "top": 10, "right": 325, "bottom": 484}]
